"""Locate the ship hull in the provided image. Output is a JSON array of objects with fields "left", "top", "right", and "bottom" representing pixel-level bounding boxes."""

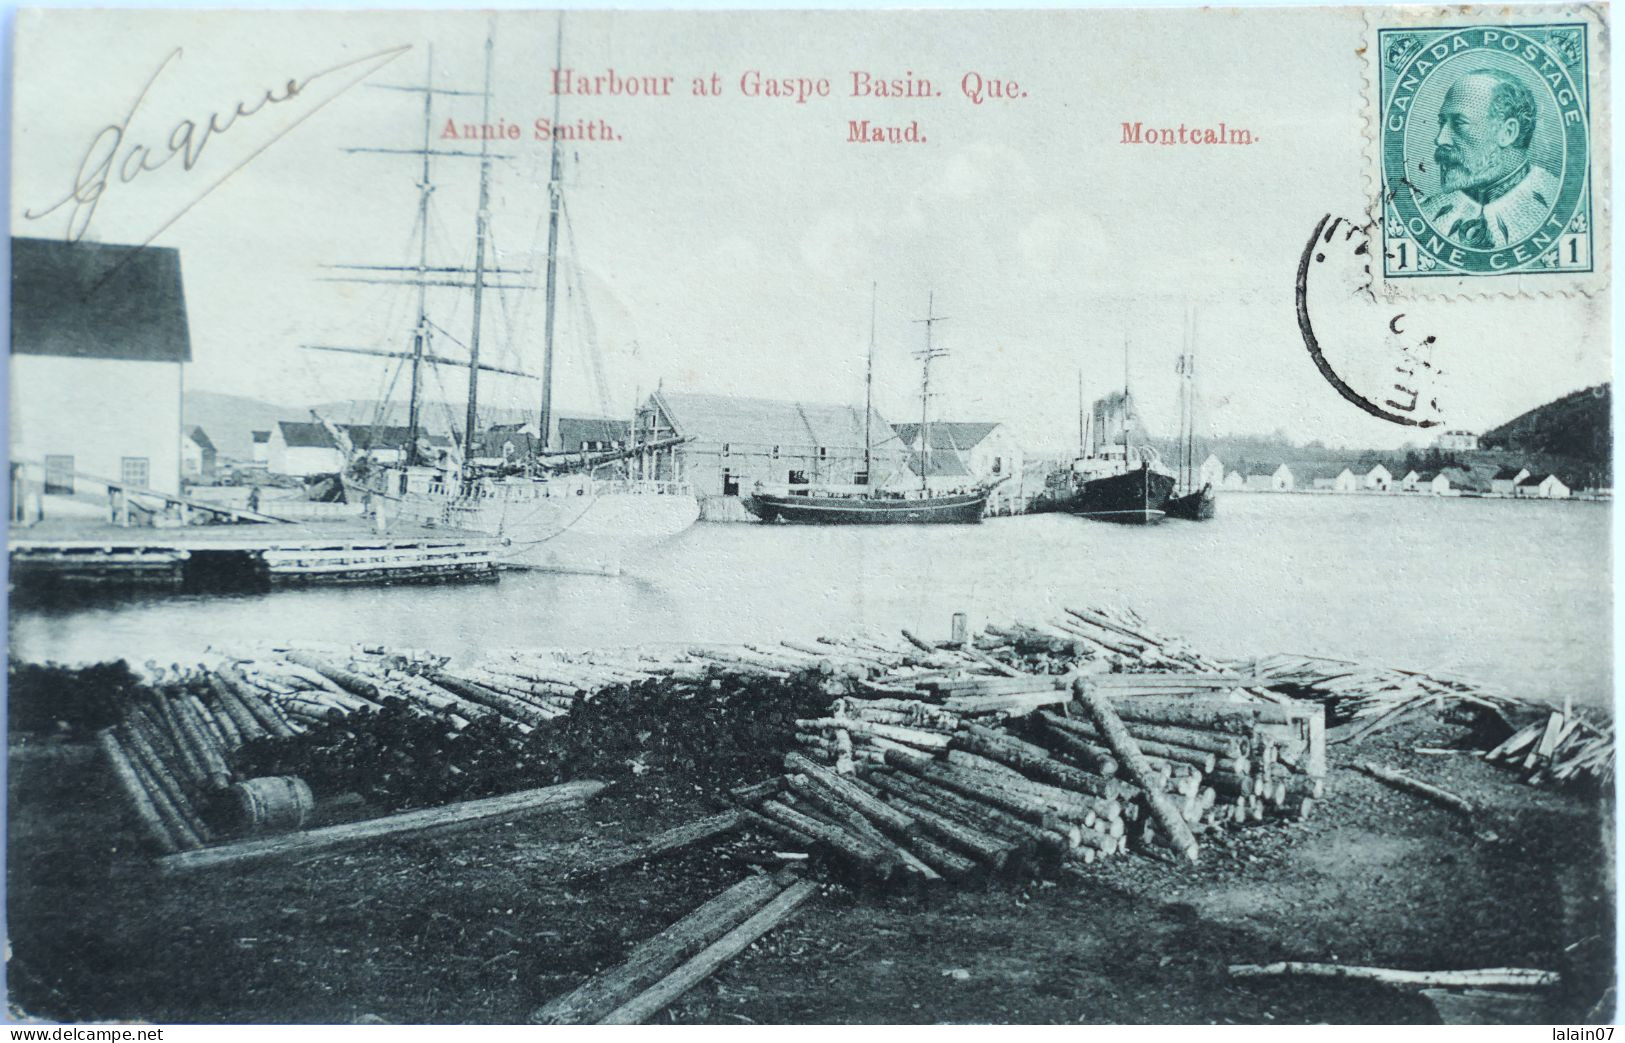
[
  {"left": 1163, "top": 483, "right": 1217, "bottom": 521},
  {"left": 360, "top": 478, "right": 700, "bottom": 571},
  {"left": 1061, "top": 468, "right": 1176, "bottom": 525},
  {"left": 745, "top": 490, "right": 988, "bottom": 524}
]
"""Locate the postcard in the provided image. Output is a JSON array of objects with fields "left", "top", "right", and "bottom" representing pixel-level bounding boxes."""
[{"left": 6, "top": 5, "right": 1613, "bottom": 1028}]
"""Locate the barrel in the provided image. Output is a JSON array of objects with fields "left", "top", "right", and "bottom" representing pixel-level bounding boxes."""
[{"left": 230, "top": 775, "right": 315, "bottom": 834}]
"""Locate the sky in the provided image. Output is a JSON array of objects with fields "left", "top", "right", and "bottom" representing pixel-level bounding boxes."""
[{"left": 10, "top": 7, "right": 1612, "bottom": 451}]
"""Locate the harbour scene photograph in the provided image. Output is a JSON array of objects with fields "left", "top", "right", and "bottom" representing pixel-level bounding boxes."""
[{"left": 5, "top": 5, "right": 1615, "bottom": 1029}]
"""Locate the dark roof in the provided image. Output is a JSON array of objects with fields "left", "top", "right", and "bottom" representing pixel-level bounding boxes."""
[
  {"left": 12, "top": 237, "right": 191, "bottom": 362},
  {"left": 654, "top": 391, "right": 898, "bottom": 451},
  {"left": 906, "top": 450, "right": 972, "bottom": 478},
  {"left": 276, "top": 420, "right": 451, "bottom": 450},
  {"left": 1493, "top": 467, "right": 1527, "bottom": 480},
  {"left": 1518, "top": 472, "right": 1554, "bottom": 486},
  {"left": 186, "top": 426, "right": 215, "bottom": 451},
  {"left": 557, "top": 417, "right": 630, "bottom": 448},
  {"left": 277, "top": 421, "right": 337, "bottom": 449},
  {"left": 1437, "top": 467, "right": 1480, "bottom": 488},
  {"left": 893, "top": 422, "right": 1001, "bottom": 452},
  {"left": 251, "top": 430, "right": 271, "bottom": 444}
]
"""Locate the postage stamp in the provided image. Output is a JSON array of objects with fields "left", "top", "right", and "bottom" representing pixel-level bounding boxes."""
[{"left": 1368, "top": 13, "right": 1606, "bottom": 296}]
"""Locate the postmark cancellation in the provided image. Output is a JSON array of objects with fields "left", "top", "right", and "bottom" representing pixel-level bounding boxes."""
[{"left": 1366, "top": 8, "right": 1608, "bottom": 297}]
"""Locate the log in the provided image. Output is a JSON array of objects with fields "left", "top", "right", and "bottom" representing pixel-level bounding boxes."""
[
  {"left": 1334, "top": 692, "right": 1435, "bottom": 745},
  {"left": 783, "top": 752, "right": 916, "bottom": 837},
  {"left": 1227, "top": 962, "right": 1559, "bottom": 989},
  {"left": 741, "top": 807, "right": 816, "bottom": 847},
  {"left": 207, "top": 675, "right": 268, "bottom": 742},
  {"left": 127, "top": 737, "right": 213, "bottom": 847},
  {"left": 1355, "top": 762, "right": 1476, "bottom": 817},
  {"left": 782, "top": 777, "right": 939, "bottom": 882},
  {"left": 601, "top": 878, "right": 820, "bottom": 1024},
  {"left": 872, "top": 785, "right": 1015, "bottom": 868},
  {"left": 946, "top": 749, "right": 1030, "bottom": 782},
  {"left": 868, "top": 773, "right": 1028, "bottom": 858},
  {"left": 431, "top": 671, "right": 549, "bottom": 726},
  {"left": 98, "top": 730, "right": 180, "bottom": 853},
  {"left": 906, "top": 833, "right": 979, "bottom": 879},
  {"left": 727, "top": 779, "right": 783, "bottom": 809},
  {"left": 160, "top": 780, "right": 605, "bottom": 874},
  {"left": 531, "top": 872, "right": 789, "bottom": 1023},
  {"left": 879, "top": 772, "right": 1064, "bottom": 855},
  {"left": 1073, "top": 679, "right": 1200, "bottom": 862},
  {"left": 1057, "top": 716, "right": 1219, "bottom": 772},
  {"left": 168, "top": 693, "right": 233, "bottom": 788},
  {"left": 283, "top": 651, "right": 384, "bottom": 701},
  {"left": 567, "top": 810, "right": 746, "bottom": 880},
  {"left": 1104, "top": 699, "right": 1259, "bottom": 737},
  {"left": 756, "top": 800, "right": 895, "bottom": 879},
  {"left": 121, "top": 715, "right": 212, "bottom": 843}
]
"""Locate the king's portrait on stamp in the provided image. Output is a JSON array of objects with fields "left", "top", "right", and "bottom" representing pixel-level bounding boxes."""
[
  {"left": 1378, "top": 22, "right": 1594, "bottom": 281},
  {"left": 1420, "top": 68, "right": 1559, "bottom": 249}
]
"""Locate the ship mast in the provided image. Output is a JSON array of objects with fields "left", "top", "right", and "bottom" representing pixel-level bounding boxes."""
[
  {"left": 537, "top": 14, "right": 565, "bottom": 454},
  {"left": 462, "top": 32, "right": 496, "bottom": 463},
  {"left": 406, "top": 48, "right": 436, "bottom": 465},
  {"left": 864, "top": 282, "right": 876, "bottom": 484},
  {"left": 911, "top": 293, "right": 949, "bottom": 494}
]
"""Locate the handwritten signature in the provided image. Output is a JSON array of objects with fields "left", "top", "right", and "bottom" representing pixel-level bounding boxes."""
[{"left": 25, "top": 43, "right": 412, "bottom": 243}]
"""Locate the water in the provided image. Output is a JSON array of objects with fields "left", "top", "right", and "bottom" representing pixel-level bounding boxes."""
[{"left": 9, "top": 495, "right": 1613, "bottom": 710}]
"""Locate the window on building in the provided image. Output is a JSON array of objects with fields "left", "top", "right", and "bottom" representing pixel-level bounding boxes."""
[
  {"left": 992, "top": 457, "right": 1003, "bottom": 474},
  {"left": 771, "top": 445, "right": 780, "bottom": 459},
  {"left": 818, "top": 447, "right": 828, "bottom": 460},
  {"left": 854, "top": 471, "right": 869, "bottom": 486},
  {"left": 121, "top": 457, "right": 150, "bottom": 490},
  {"left": 44, "top": 455, "right": 74, "bottom": 495},
  {"left": 788, "top": 469, "right": 808, "bottom": 485},
  {"left": 722, "top": 469, "right": 739, "bottom": 497},
  {"left": 722, "top": 443, "right": 731, "bottom": 457}
]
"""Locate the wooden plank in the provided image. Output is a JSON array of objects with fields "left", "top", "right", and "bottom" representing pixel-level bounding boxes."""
[
  {"left": 530, "top": 872, "right": 788, "bottom": 1024},
  {"left": 1229, "top": 962, "right": 1558, "bottom": 989},
  {"left": 159, "top": 780, "right": 605, "bottom": 874},
  {"left": 600, "top": 879, "right": 820, "bottom": 1024},
  {"left": 567, "top": 810, "right": 746, "bottom": 880}
]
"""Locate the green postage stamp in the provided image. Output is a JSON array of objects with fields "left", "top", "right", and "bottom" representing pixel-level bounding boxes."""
[{"left": 1373, "top": 15, "right": 1603, "bottom": 294}]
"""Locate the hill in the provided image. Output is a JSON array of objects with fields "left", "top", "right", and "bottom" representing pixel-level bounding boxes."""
[
  {"left": 1480, "top": 384, "right": 1611, "bottom": 475},
  {"left": 181, "top": 392, "right": 298, "bottom": 459}
]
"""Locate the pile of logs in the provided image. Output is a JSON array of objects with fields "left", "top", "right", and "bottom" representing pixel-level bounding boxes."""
[
  {"left": 96, "top": 602, "right": 1603, "bottom": 862},
  {"left": 752, "top": 671, "right": 1325, "bottom": 881},
  {"left": 1250, "top": 653, "right": 1614, "bottom": 788},
  {"left": 1483, "top": 709, "right": 1614, "bottom": 787}
]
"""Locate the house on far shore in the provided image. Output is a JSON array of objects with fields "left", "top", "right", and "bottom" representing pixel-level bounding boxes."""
[
  {"left": 1515, "top": 472, "right": 1571, "bottom": 499},
  {"left": 1223, "top": 469, "right": 1247, "bottom": 491},
  {"left": 1198, "top": 453, "right": 1225, "bottom": 490},
  {"left": 1491, "top": 466, "right": 1530, "bottom": 496},
  {"left": 1398, "top": 469, "right": 1421, "bottom": 492},
  {"left": 1304, "top": 466, "right": 1358, "bottom": 493},
  {"left": 1436, "top": 466, "right": 1484, "bottom": 495},
  {"left": 1435, "top": 429, "right": 1479, "bottom": 451},
  {"left": 1363, "top": 463, "right": 1393, "bottom": 492},
  {"left": 181, "top": 426, "right": 217, "bottom": 483},
  {"left": 1244, "top": 463, "right": 1294, "bottom": 492},
  {"left": 267, "top": 421, "right": 453, "bottom": 477}
]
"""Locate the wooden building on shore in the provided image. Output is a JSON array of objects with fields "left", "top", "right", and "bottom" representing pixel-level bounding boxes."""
[
  {"left": 632, "top": 390, "right": 910, "bottom": 518},
  {"left": 11, "top": 236, "right": 192, "bottom": 519}
]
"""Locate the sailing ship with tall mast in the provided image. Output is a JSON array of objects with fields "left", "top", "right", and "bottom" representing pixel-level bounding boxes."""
[
  {"left": 314, "top": 26, "right": 698, "bottom": 566},
  {"left": 1162, "top": 306, "right": 1217, "bottom": 521},
  {"left": 743, "top": 291, "right": 994, "bottom": 524}
]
